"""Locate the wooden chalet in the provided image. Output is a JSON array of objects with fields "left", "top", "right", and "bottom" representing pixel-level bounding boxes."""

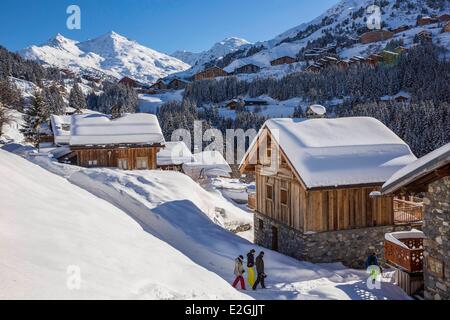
[
  {"left": 439, "top": 13, "right": 450, "bottom": 22},
  {"left": 393, "top": 91, "right": 411, "bottom": 104},
  {"left": 234, "top": 64, "right": 261, "bottom": 74},
  {"left": 391, "top": 25, "right": 410, "bottom": 34},
  {"left": 239, "top": 116, "right": 417, "bottom": 266},
  {"left": 244, "top": 99, "right": 268, "bottom": 107},
  {"left": 305, "top": 63, "right": 323, "bottom": 73},
  {"left": 68, "top": 113, "right": 165, "bottom": 170},
  {"left": 360, "top": 30, "right": 394, "bottom": 44},
  {"left": 194, "top": 66, "right": 228, "bottom": 81},
  {"left": 270, "top": 56, "right": 296, "bottom": 66},
  {"left": 336, "top": 60, "right": 350, "bottom": 69},
  {"left": 381, "top": 143, "right": 450, "bottom": 299},
  {"left": 119, "top": 76, "right": 141, "bottom": 88},
  {"left": 443, "top": 21, "right": 450, "bottom": 33},
  {"left": 225, "top": 99, "right": 244, "bottom": 110},
  {"left": 150, "top": 79, "right": 169, "bottom": 91},
  {"left": 417, "top": 30, "right": 433, "bottom": 42},
  {"left": 167, "top": 78, "right": 189, "bottom": 90},
  {"left": 417, "top": 16, "right": 438, "bottom": 26},
  {"left": 381, "top": 50, "right": 400, "bottom": 65}
]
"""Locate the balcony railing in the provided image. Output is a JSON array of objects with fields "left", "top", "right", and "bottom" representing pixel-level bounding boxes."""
[
  {"left": 385, "top": 237, "right": 424, "bottom": 273},
  {"left": 393, "top": 198, "right": 424, "bottom": 224}
]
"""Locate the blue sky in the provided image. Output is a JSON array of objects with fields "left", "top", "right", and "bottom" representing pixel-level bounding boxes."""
[{"left": 0, "top": 0, "right": 338, "bottom": 54}]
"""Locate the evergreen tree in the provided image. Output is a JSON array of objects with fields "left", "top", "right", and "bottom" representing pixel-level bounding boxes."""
[
  {"left": 69, "top": 82, "right": 87, "bottom": 113},
  {"left": 21, "top": 92, "right": 48, "bottom": 147},
  {"left": 0, "top": 102, "right": 12, "bottom": 138},
  {"left": 0, "top": 78, "right": 24, "bottom": 111},
  {"left": 42, "top": 85, "right": 66, "bottom": 116}
]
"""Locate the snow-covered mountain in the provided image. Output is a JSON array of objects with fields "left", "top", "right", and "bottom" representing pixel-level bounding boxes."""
[
  {"left": 170, "top": 50, "right": 201, "bottom": 66},
  {"left": 172, "top": 37, "right": 252, "bottom": 74},
  {"left": 20, "top": 32, "right": 190, "bottom": 84},
  {"left": 201, "top": 0, "right": 449, "bottom": 74}
]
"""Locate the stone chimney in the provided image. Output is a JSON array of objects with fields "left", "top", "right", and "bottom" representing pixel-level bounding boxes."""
[{"left": 306, "top": 104, "right": 326, "bottom": 119}]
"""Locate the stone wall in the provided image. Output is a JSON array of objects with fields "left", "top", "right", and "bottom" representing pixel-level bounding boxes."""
[
  {"left": 254, "top": 212, "right": 408, "bottom": 269},
  {"left": 423, "top": 177, "right": 450, "bottom": 300}
]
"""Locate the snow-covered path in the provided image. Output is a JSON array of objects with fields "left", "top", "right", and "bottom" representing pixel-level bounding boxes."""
[
  {"left": 17, "top": 152, "right": 410, "bottom": 300},
  {"left": 0, "top": 150, "right": 248, "bottom": 300}
]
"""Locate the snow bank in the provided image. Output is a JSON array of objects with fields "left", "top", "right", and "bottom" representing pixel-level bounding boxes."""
[
  {"left": 70, "top": 113, "right": 165, "bottom": 146},
  {"left": 0, "top": 150, "right": 248, "bottom": 300},
  {"left": 18, "top": 152, "right": 410, "bottom": 300}
]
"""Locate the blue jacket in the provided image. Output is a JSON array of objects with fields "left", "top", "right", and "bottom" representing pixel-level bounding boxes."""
[{"left": 365, "top": 255, "right": 379, "bottom": 269}]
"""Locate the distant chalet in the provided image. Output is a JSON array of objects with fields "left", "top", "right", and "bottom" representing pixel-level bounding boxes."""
[
  {"left": 270, "top": 56, "right": 296, "bottom": 66},
  {"left": 234, "top": 64, "right": 261, "bottom": 74},
  {"left": 194, "top": 66, "right": 228, "bottom": 81},
  {"left": 360, "top": 29, "right": 394, "bottom": 44},
  {"left": 69, "top": 113, "right": 165, "bottom": 170}
]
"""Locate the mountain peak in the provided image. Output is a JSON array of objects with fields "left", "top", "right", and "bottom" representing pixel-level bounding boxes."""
[{"left": 44, "top": 33, "right": 78, "bottom": 48}]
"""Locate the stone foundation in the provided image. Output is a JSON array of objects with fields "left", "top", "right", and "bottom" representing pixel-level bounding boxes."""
[
  {"left": 423, "top": 177, "right": 450, "bottom": 300},
  {"left": 254, "top": 212, "right": 409, "bottom": 269}
]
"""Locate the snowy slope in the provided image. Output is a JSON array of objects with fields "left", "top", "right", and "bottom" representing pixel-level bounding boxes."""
[
  {"left": 20, "top": 32, "right": 190, "bottom": 83},
  {"left": 217, "top": 0, "right": 449, "bottom": 73},
  {"left": 17, "top": 151, "right": 411, "bottom": 300},
  {"left": 172, "top": 37, "right": 252, "bottom": 76},
  {"left": 0, "top": 150, "right": 249, "bottom": 300}
]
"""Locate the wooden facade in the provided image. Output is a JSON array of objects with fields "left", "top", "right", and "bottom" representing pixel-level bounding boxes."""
[
  {"left": 241, "top": 128, "right": 395, "bottom": 233},
  {"left": 360, "top": 30, "right": 394, "bottom": 44},
  {"left": 270, "top": 56, "right": 296, "bottom": 66},
  {"left": 234, "top": 64, "right": 261, "bottom": 74},
  {"left": 444, "top": 21, "right": 450, "bottom": 33},
  {"left": 194, "top": 66, "right": 228, "bottom": 81},
  {"left": 167, "top": 78, "right": 188, "bottom": 90},
  {"left": 71, "top": 146, "right": 161, "bottom": 170}
]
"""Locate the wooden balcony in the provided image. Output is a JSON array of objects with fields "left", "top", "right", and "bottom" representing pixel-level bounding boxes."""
[
  {"left": 385, "top": 236, "right": 424, "bottom": 273},
  {"left": 393, "top": 198, "right": 424, "bottom": 225}
]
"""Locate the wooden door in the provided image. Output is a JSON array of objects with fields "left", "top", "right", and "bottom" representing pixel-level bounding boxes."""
[{"left": 271, "top": 226, "right": 278, "bottom": 251}]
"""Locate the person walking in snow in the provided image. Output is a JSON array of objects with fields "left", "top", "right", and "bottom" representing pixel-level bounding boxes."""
[
  {"left": 246, "top": 249, "right": 256, "bottom": 286},
  {"left": 364, "top": 252, "right": 382, "bottom": 271},
  {"left": 252, "top": 251, "right": 266, "bottom": 290},
  {"left": 232, "top": 255, "right": 246, "bottom": 290}
]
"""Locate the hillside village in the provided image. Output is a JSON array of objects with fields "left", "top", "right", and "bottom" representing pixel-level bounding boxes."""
[{"left": 0, "top": 0, "right": 449, "bottom": 301}]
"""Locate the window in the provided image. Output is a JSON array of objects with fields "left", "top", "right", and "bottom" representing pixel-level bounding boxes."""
[
  {"left": 118, "top": 159, "right": 128, "bottom": 170},
  {"left": 88, "top": 160, "right": 98, "bottom": 167},
  {"left": 280, "top": 189, "right": 288, "bottom": 206},
  {"left": 136, "top": 157, "right": 148, "bottom": 170},
  {"left": 266, "top": 184, "right": 273, "bottom": 200},
  {"left": 61, "top": 124, "right": 70, "bottom": 131},
  {"left": 266, "top": 136, "right": 272, "bottom": 159}
]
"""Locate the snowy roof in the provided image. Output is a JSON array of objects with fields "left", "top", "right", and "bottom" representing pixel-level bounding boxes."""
[
  {"left": 50, "top": 115, "right": 72, "bottom": 145},
  {"left": 307, "top": 104, "right": 326, "bottom": 116},
  {"left": 385, "top": 229, "right": 425, "bottom": 250},
  {"left": 241, "top": 117, "right": 417, "bottom": 189},
  {"left": 157, "top": 141, "right": 193, "bottom": 166},
  {"left": 381, "top": 143, "right": 450, "bottom": 195},
  {"left": 70, "top": 113, "right": 165, "bottom": 146},
  {"left": 183, "top": 151, "right": 232, "bottom": 178}
]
